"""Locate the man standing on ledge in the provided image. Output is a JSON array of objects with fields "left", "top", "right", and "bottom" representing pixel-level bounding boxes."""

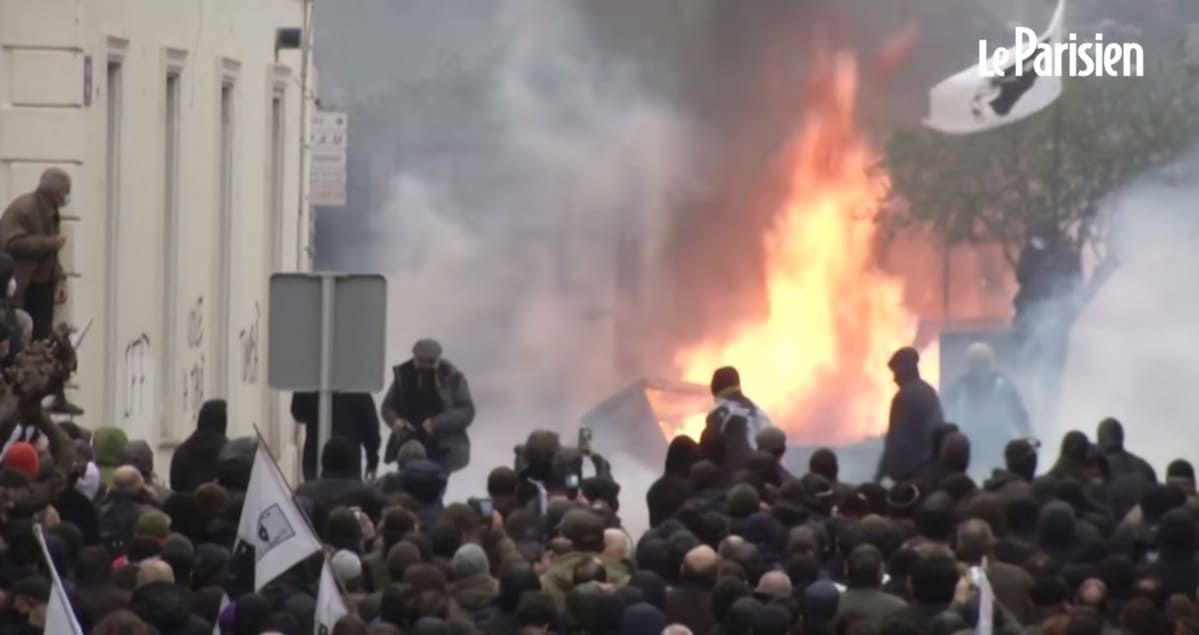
[
  {"left": 381, "top": 338, "right": 475, "bottom": 474},
  {"left": 0, "top": 167, "right": 81, "bottom": 415},
  {"left": 875, "top": 346, "right": 943, "bottom": 484}
]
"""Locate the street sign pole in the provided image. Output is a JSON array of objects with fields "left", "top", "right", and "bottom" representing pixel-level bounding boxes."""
[{"left": 317, "top": 273, "right": 335, "bottom": 462}]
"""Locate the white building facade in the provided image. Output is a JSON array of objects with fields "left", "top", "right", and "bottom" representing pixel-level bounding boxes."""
[{"left": 0, "top": 0, "right": 313, "bottom": 473}]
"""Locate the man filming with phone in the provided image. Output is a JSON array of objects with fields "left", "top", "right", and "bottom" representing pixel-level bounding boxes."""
[{"left": 381, "top": 338, "right": 476, "bottom": 474}]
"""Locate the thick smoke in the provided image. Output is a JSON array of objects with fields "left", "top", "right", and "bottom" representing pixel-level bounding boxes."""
[
  {"left": 1054, "top": 150, "right": 1199, "bottom": 470},
  {"left": 352, "top": 1, "right": 691, "bottom": 507}
]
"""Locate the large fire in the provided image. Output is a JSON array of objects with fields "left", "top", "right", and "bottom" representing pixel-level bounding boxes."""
[{"left": 667, "top": 52, "right": 938, "bottom": 444}]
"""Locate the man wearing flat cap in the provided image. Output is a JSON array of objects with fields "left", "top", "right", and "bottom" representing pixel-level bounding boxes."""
[{"left": 381, "top": 338, "right": 476, "bottom": 474}]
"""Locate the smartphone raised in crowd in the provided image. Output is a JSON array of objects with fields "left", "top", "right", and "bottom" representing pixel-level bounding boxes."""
[
  {"left": 469, "top": 497, "right": 493, "bottom": 518},
  {"left": 577, "top": 427, "right": 593, "bottom": 454}
]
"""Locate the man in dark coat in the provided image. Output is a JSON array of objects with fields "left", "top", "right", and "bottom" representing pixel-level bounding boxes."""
[
  {"left": 875, "top": 347, "right": 943, "bottom": 483},
  {"left": 1096, "top": 417, "right": 1156, "bottom": 482},
  {"left": 381, "top": 338, "right": 475, "bottom": 474},
  {"left": 646, "top": 436, "right": 700, "bottom": 527},
  {"left": 290, "top": 391, "right": 381, "bottom": 481},
  {"left": 169, "top": 400, "right": 229, "bottom": 493},
  {"left": 663, "top": 545, "right": 718, "bottom": 635},
  {"left": 700, "top": 366, "right": 772, "bottom": 484},
  {"left": 130, "top": 561, "right": 212, "bottom": 635}
]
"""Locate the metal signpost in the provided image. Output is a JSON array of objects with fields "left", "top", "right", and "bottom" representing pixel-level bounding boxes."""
[{"left": 268, "top": 273, "right": 387, "bottom": 461}]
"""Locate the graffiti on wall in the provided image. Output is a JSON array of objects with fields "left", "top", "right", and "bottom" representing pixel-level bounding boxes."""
[
  {"left": 123, "top": 333, "right": 151, "bottom": 420},
  {"left": 181, "top": 296, "right": 206, "bottom": 418},
  {"left": 238, "top": 302, "right": 260, "bottom": 383}
]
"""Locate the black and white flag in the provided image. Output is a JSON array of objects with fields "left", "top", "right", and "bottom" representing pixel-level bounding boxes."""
[
  {"left": 924, "top": 0, "right": 1065, "bottom": 134},
  {"left": 236, "top": 443, "right": 321, "bottom": 590}
]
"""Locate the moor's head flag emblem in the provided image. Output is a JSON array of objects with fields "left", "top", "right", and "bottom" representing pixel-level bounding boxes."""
[{"left": 254, "top": 503, "right": 297, "bottom": 560}]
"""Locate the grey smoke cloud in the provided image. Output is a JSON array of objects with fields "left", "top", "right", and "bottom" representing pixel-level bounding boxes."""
[{"left": 1054, "top": 150, "right": 1199, "bottom": 470}]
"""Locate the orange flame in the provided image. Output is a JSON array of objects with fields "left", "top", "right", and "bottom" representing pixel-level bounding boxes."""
[{"left": 671, "top": 53, "right": 936, "bottom": 445}]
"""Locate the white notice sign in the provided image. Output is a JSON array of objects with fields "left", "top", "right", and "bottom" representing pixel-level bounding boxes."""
[{"left": 309, "top": 110, "right": 347, "bottom": 207}]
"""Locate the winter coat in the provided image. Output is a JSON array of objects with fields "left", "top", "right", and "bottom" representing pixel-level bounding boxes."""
[
  {"left": 291, "top": 391, "right": 382, "bottom": 480},
  {"left": 540, "top": 551, "right": 630, "bottom": 605},
  {"left": 646, "top": 436, "right": 700, "bottom": 527},
  {"left": 0, "top": 190, "right": 64, "bottom": 302},
  {"left": 451, "top": 574, "right": 500, "bottom": 614},
  {"left": 75, "top": 583, "right": 131, "bottom": 625},
  {"left": 876, "top": 374, "right": 943, "bottom": 482},
  {"left": 98, "top": 489, "right": 156, "bottom": 551},
  {"left": 382, "top": 359, "right": 475, "bottom": 473},
  {"left": 700, "top": 395, "right": 771, "bottom": 482},
  {"left": 294, "top": 469, "right": 388, "bottom": 529},
  {"left": 401, "top": 459, "right": 448, "bottom": 531},
  {"left": 131, "top": 581, "right": 213, "bottom": 635},
  {"left": 835, "top": 588, "right": 907, "bottom": 624},
  {"left": 663, "top": 581, "right": 715, "bottom": 635},
  {"left": 169, "top": 404, "right": 228, "bottom": 493}
]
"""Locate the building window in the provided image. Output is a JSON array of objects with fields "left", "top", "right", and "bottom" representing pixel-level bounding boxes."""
[
  {"left": 216, "top": 79, "right": 235, "bottom": 403},
  {"left": 162, "top": 59, "right": 184, "bottom": 439},
  {"left": 103, "top": 54, "right": 124, "bottom": 425}
]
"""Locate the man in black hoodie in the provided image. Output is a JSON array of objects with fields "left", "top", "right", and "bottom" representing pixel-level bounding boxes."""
[
  {"left": 646, "top": 436, "right": 700, "bottom": 528},
  {"left": 876, "top": 347, "right": 943, "bottom": 484},
  {"left": 169, "top": 399, "right": 228, "bottom": 493}
]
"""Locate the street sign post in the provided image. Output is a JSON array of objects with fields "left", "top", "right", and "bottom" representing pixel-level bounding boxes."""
[{"left": 268, "top": 273, "right": 387, "bottom": 464}]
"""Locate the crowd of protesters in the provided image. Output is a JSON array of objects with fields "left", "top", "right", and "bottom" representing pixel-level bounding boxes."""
[{"left": 1, "top": 336, "right": 1198, "bottom": 635}]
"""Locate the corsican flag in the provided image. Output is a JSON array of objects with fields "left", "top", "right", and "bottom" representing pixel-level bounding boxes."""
[
  {"left": 924, "top": 0, "right": 1065, "bottom": 134},
  {"left": 33, "top": 524, "right": 84, "bottom": 635},
  {"left": 237, "top": 442, "right": 322, "bottom": 590},
  {"left": 314, "top": 558, "right": 348, "bottom": 635}
]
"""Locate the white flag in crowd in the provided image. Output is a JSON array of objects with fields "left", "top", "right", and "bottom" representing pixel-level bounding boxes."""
[
  {"left": 924, "top": 0, "right": 1065, "bottom": 134},
  {"left": 237, "top": 443, "right": 322, "bottom": 590},
  {"left": 33, "top": 525, "right": 84, "bottom": 635},
  {"left": 314, "top": 559, "right": 348, "bottom": 635},
  {"left": 975, "top": 566, "right": 995, "bottom": 635},
  {"left": 212, "top": 593, "right": 230, "bottom": 635}
]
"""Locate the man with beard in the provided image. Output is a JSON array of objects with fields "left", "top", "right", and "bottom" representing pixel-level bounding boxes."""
[
  {"left": 943, "top": 342, "right": 1030, "bottom": 479},
  {"left": 381, "top": 338, "right": 475, "bottom": 474},
  {"left": 875, "top": 347, "right": 943, "bottom": 484}
]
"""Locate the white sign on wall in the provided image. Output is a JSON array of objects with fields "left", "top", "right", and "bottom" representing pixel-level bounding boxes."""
[{"left": 309, "top": 110, "right": 347, "bottom": 207}]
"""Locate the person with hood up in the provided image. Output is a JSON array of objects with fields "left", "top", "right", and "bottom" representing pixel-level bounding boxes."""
[
  {"left": 943, "top": 343, "right": 1030, "bottom": 479},
  {"left": 169, "top": 399, "right": 228, "bottom": 493},
  {"left": 449, "top": 543, "right": 499, "bottom": 621},
  {"left": 1036, "top": 501, "right": 1081, "bottom": 571},
  {"left": 1138, "top": 508, "right": 1199, "bottom": 599},
  {"left": 93, "top": 426, "right": 129, "bottom": 486},
  {"left": 917, "top": 432, "right": 971, "bottom": 491},
  {"left": 382, "top": 338, "right": 475, "bottom": 474},
  {"left": 540, "top": 509, "right": 630, "bottom": 605},
  {"left": 875, "top": 347, "right": 943, "bottom": 484},
  {"left": 699, "top": 366, "right": 772, "bottom": 483},
  {"left": 130, "top": 561, "right": 212, "bottom": 635},
  {"left": 401, "top": 459, "right": 449, "bottom": 531},
  {"left": 646, "top": 436, "right": 700, "bottom": 528},
  {"left": 1096, "top": 418, "right": 1156, "bottom": 508}
]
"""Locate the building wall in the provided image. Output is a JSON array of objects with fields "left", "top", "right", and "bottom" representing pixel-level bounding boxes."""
[{"left": 0, "top": 0, "right": 312, "bottom": 474}]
